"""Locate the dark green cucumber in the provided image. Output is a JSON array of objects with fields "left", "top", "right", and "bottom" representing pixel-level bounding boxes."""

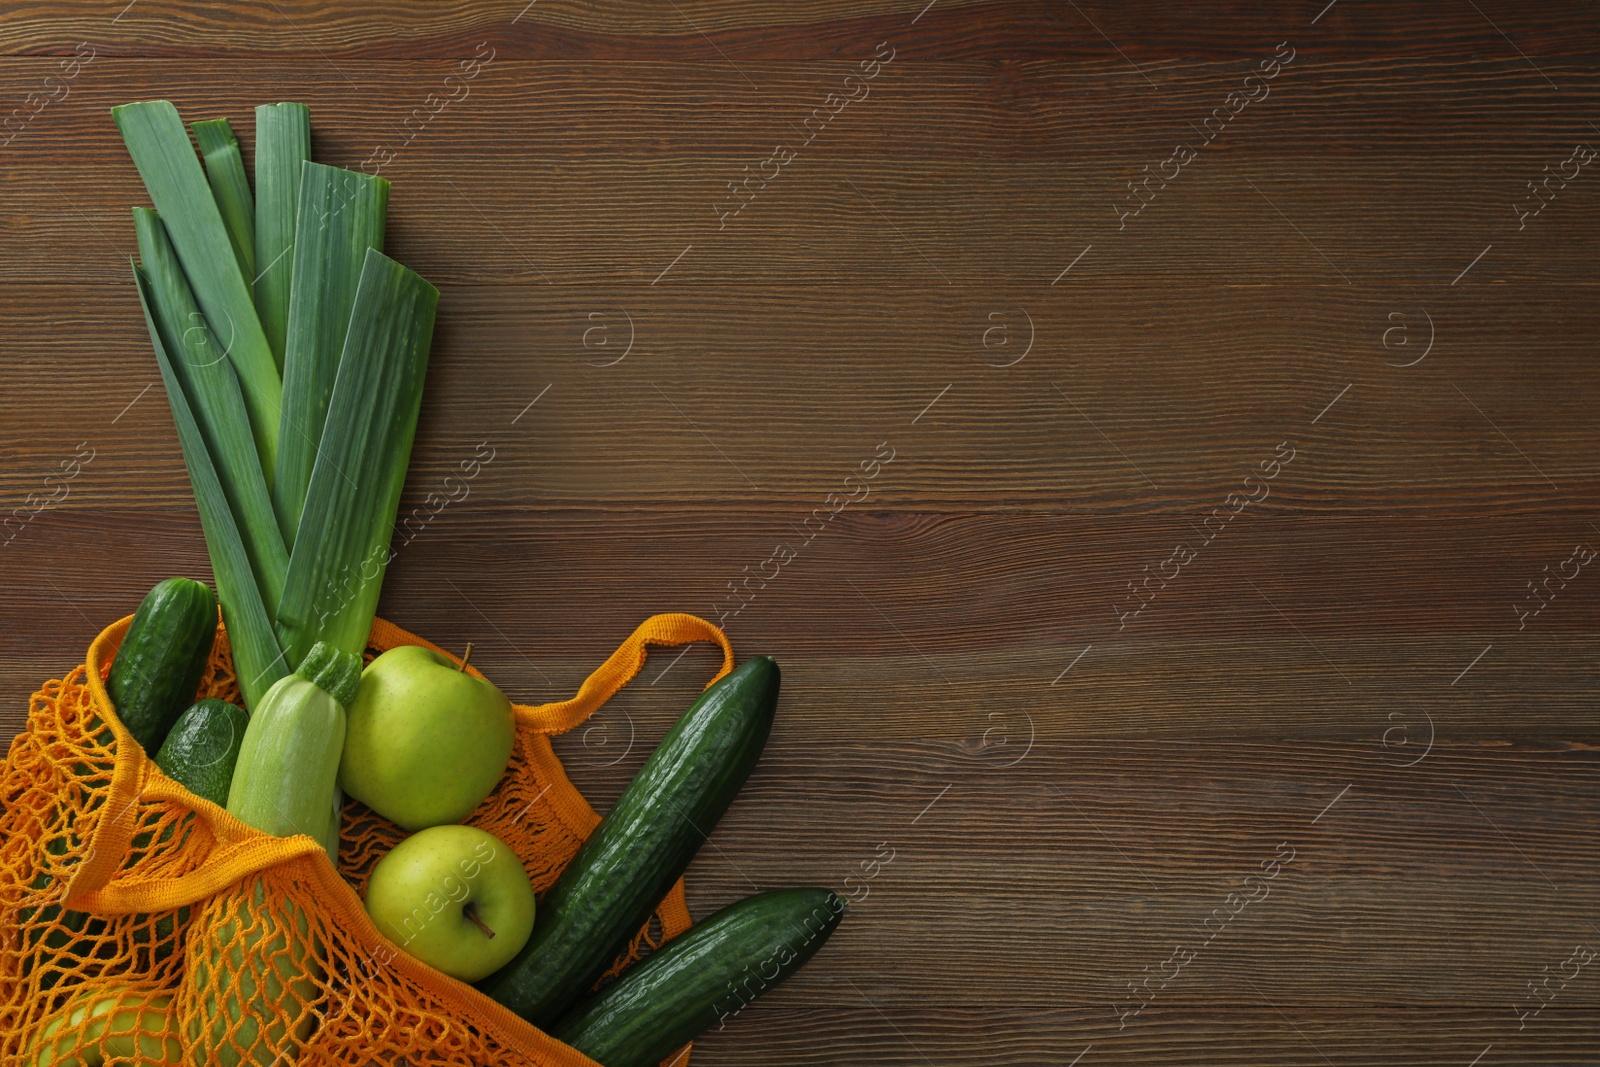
[
  {"left": 108, "top": 577, "right": 218, "bottom": 753},
  {"left": 481, "top": 656, "right": 780, "bottom": 1026},
  {"left": 550, "top": 888, "right": 845, "bottom": 1067},
  {"left": 21, "top": 833, "right": 108, "bottom": 993},
  {"left": 21, "top": 828, "right": 185, "bottom": 987},
  {"left": 154, "top": 698, "right": 249, "bottom": 807}
]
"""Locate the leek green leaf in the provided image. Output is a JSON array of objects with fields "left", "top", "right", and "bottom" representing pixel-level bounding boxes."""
[
  {"left": 113, "top": 100, "right": 281, "bottom": 487},
  {"left": 272, "top": 161, "right": 389, "bottom": 544},
  {"left": 277, "top": 249, "right": 438, "bottom": 667},
  {"left": 133, "top": 208, "right": 287, "bottom": 618},
  {"left": 253, "top": 102, "right": 311, "bottom": 376},
  {"left": 191, "top": 117, "right": 255, "bottom": 283},
  {"left": 134, "top": 265, "right": 288, "bottom": 710}
]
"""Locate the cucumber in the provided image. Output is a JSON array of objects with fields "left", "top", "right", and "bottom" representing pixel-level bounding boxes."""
[
  {"left": 550, "top": 888, "right": 845, "bottom": 1067},
  {"left": 154, "top": 698, "right": 249, "bottom": 807},
  {"left": 108, "top": 577, "right": 218, "bottom": 754},
  {"left": 20, "top": 833, "right": 108, "bottom": 994},
  {"left": 480, "top": 656, "right": 780, "bottom": 1026},
  {"left": 24, "top": 829, "right": 187, "bottom": 990}
]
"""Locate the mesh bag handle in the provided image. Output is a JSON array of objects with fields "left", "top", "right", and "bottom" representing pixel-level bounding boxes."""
[{"left": 517, "top": 612, "right": 735, "bottom": 736}]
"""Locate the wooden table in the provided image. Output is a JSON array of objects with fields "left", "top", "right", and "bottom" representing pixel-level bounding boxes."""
[{"left": 2, "top": 2, "right": 1596, "bottom": 1063}]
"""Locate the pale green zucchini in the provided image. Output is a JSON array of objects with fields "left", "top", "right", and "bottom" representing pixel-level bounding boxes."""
[{"left": 225, "top": 641, "right": 359, "bottom": 865}]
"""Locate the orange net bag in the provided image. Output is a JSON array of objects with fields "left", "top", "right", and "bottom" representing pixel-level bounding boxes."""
[{"left": 0, "top": 611, "right": 733, "bottom": 1065}]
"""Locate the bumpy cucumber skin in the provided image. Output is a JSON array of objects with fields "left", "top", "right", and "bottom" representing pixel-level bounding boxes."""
[
  {"left": 108, "top": 577, "right": 217, "bottom": 754},
  {"left": 154, "top": 698, "right": 249, "bottom": 808},
  {"left": 550, "top": 888, "right": 845, "bottom": 1067},
  {"left": 480, "top": 656, "right": 780, "bottom": 1027}
]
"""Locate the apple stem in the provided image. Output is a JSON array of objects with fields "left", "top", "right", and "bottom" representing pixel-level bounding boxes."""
[
  {"left": 459, "top": 641, "right": 474, "bottom": 673},
  {"left": 464, "top": 902, "right": 496, "bottom": 939}
]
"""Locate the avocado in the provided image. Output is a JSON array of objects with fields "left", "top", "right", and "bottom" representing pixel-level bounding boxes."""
[{"left": 153, "top": 698, "right": 248, "bottom": 808}]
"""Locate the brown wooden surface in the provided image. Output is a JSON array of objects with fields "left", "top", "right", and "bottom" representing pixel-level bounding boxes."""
[{"left": 2, "top": 1, "right": 1598, "bottom": 1063}]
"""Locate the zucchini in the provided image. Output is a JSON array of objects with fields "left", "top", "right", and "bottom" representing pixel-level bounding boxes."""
[
  {"left": 550, "top": 888, "right": 845, "bottom": 1067},
  {"left": 481, "top": 656, "right": 779, "bottom": 1026},
  {"left": 188, "top": 875, "right": 319, "bottom": 1066},
  {"left": 154, "top": 698, "right": 249, "bottom": 807},
  {"left": 108, "top": 577, "right": 218, "bottom": 753},
  {"left": 226, "top": 641, "right": 359, "bottom": 865},
  {"left": 318, "top": 786, "right": 344, "bottom": 866}
]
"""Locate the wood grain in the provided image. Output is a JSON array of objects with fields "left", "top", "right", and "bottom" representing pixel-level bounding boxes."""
[
  {"left": 2, "top": 286, "right": 1597, "bottom": 514},
  {"left": 2, "top": 2, "right": 1598, "bottom": 1064},
  {"left": 0, "top": 0, "right": 1597, "bottom": 63}
]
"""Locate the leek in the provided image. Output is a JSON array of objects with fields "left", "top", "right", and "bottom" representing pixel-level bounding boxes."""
[
  {"left": 133, "top": 208, "right": 287, "bottom": 617},
  {"left": 113, "top": 100, "right": 281, "bottom": 486},
  {"left": 134, "top": 266, "right": 288, "bottom": 710},
  {"left": 191, "top": 118, "right": 254, "bottom": 283},
  {"left": 276, "top": 249, "right": 438, "bottom": 667},
  {"left": 253, "top": 102, "right": 310, "bottom": 375},
  {"left": 120, "top": 98, "right": 440, "bottom": 692},
  {"left": 272, "top": 162, "right": 389, "bottom": 543}
]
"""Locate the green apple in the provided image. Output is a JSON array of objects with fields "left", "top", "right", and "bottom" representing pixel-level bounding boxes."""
[
  {"left": 364, "top": 824, "right": 536, "bottom": 982},
  {"left": 28, "top": 982, "right": 183, "bottom": 1066},
  {"left": 340, "top": 644, "right": 515, "bottom": 830}
]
